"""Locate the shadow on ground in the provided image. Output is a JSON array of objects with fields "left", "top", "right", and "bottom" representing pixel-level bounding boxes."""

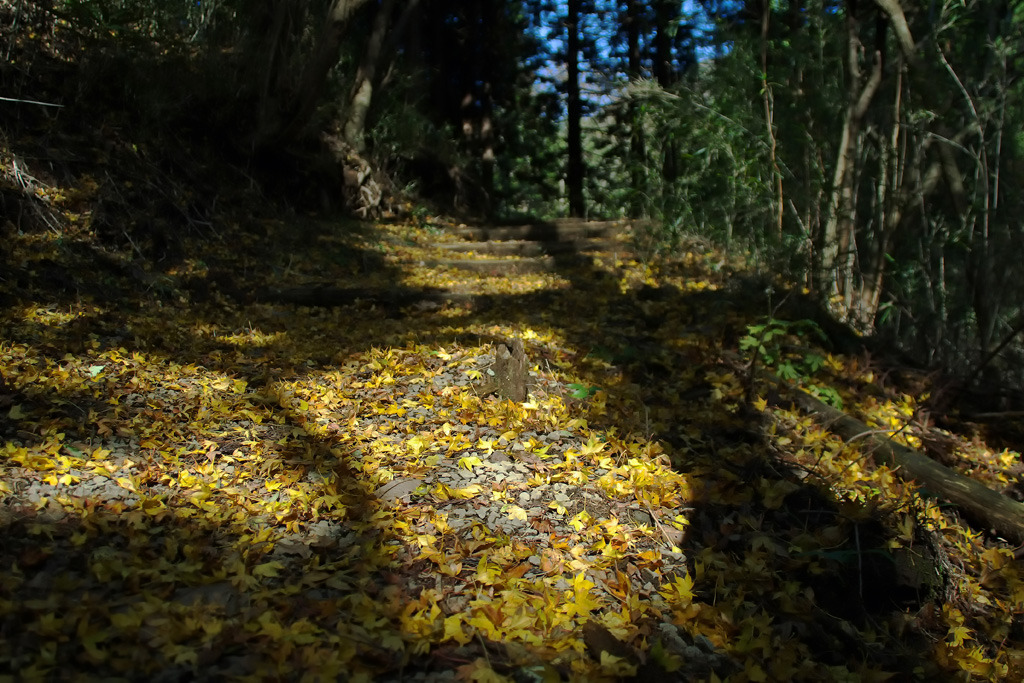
[{"left": 0, "top": 214, "right": 948, "bottom": 678}]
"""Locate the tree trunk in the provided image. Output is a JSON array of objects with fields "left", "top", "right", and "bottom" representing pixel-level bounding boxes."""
[
  {"left": 566, "top": 0, "right": 585, "bottom": 217},
  {"left": 624, "top": 0, "right": 646, "bottom": 218},
  {"left": 473, "top": 3, "right": 497, "bottom": 215},
  {"left": 250, "top": 0, "right": 298, "bottom": 138},
  {"left": 760, "top": 0, "right": 784, "bottom": 241},
  {"left": 860, "top": 59, "right": 904, "bottom": 322},
  {"left": 342, "top": 0, "right": 401, "bottom": 152},
  {"left": 479, "top": 84, "right": 496, "bottom": 214},
  {"left": 270, "top": 0, "right": 374, "bottom": 146},
  {"left": 819, "top": 0, "right": 885, "bottom": 330},
  {"left": 652, "top": 0, "right": 673, "bottom": 89},
  {"left": 653, "top": 0, "right": 678, "bottom": 185},
  {"left": 786, "top": 385, "right": 1024, "bottom": 544}
]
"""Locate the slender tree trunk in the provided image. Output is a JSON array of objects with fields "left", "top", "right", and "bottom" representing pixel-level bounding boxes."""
[
  {"left": 760, "top": 0, "right": 784, "bottom": 240},
  {"left": 624, "top": 0, "right": 646, "bottom": 217},
  {"left": 479, "top": 81, "right": 496, "bottom": 214},
  {"left": 653, "top": 0, "right": 677, "bottom": 185},
  {"left": 872, "top": 0, "right": 916, "bottom": 65},
  {"left": 566, "top": 0, "right": 585, "bottom": 217},
  {"left": 477, "top": 4, "right": 498, "bottom": 214},
  {"left": 252, "top": 1, "right": 296, "bottom": 137},
  {"left": 652, "top": 0, "right": 672, "bottom": 89},
  {"left": 978, "top": 54, "right": 1007, "bottom": 359},
  {"left": 451, "top": 2, "right": 497, "bottom": 217},
  {"left": 819, "top": 0, "right": 884, "bottom": 328},
  {"left": 861, "top": 59, "right": 905, "bottom": 320},
  {"left": 270, "top": 0, "right": 374, "bottom": 146},
  {"left": 342, "top": 0, "right": 401, "bottom": 152}
]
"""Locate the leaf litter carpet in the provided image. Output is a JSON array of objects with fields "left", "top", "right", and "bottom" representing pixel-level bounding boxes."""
[{"left": 1, "top": 218, "right": 1023, "bottom": 681}]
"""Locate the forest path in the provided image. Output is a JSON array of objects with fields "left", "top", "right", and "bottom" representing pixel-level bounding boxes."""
[
  {"left": 1, "top": 216, "right": 1020, "bottom": 681},
  {"left": 425, "top": 219, "right": 634, "bottom": 275}
]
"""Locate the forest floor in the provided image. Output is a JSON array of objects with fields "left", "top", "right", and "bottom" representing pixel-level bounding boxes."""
[
  {"left": 2, "top": 198, "right": 1024, "bottom": 681},
  {"left": 2, "top": 1, "right": 1023, "bottom": 677}
]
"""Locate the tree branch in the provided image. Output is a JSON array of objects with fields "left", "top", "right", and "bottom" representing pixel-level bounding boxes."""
[{"left": 872, "top": 0, "right": 917, "bottom": 64}]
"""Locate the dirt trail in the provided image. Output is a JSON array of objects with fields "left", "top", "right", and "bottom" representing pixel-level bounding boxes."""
[{"left": 1, "top": 218, "right": 1020, "bottom": 681}]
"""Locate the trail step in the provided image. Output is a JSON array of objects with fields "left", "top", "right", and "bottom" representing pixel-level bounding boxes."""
[
  {"left": 426, "top": 255, "right": 591, "bottom": 274},
  {"left": 449, "top": 220, "right": 629, "bottom": 242},
  {"left": 254, "top": 220, "right": 641, "bottom": 305},
  {"left": 433, "top": 219, "right": 637, "bottom": 276},
  {"left": 435, "top": 239, "right": 621, "bottom": 257}
]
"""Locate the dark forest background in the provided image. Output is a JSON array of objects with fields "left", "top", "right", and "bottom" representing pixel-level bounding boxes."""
[{"left": 3, "top": 0, "right": 1024, "bottom": 404}]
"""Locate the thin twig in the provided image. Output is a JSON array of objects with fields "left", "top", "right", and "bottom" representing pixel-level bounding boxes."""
[
  {"left": 641, "top": 500, "right": 683, "bottom": 550},
  {"left": 0, "top": 95, "right": 64, "bottom": 108}
]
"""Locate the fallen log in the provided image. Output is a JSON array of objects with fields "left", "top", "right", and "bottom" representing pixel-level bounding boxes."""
[{"left": 783, "top": 385, "right": 1024, "bottom": 544}]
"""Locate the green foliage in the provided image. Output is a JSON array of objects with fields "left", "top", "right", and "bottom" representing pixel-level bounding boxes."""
[
  {"left": 741, "top": 317, "right": 840, "bottom": 407},
  {"left": 27, "top": 0, "right": 1024, "bottom": 393},
  {"left": 741, "top": 318, "right": 824, "bottom": 367},
  {"left": 805, "top": 383, "right": 843, "bottom": 410},
  {"left": 599, "top": 68, "right": 778, "bottom": 254},
  {"left": 58, "top": 0, "right": 224, "bottom": 43},
  {"left": 567, "top": 383, "right": 601, "bottom": 399}
]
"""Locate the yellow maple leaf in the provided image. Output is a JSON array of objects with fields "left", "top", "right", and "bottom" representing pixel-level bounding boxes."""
[
  {"left": 202, "top": 619, "right": 223, "bottom": 638},
  {"left": 549, "top": 501, "right": 568, "bottom": 515},
  {"left": 572, "top": 572, "right": 595, "bottom": 594},
  {"left": 505, "top": 505, "right": 528, "bottom": 521},
  {"left": 7, "top": 404, "right": 28, "bottom": 420},
  {"left": 257, "top": 611, "right": 284, "bottom": 639},
  {"left": 453, "top": 484, "right": 484, "bottom": 499},
  {"left": 80, "top": 626, "right": 109, "bottom": 663},
  {"left": 408, "top": 435, "right": 430, "bottom": 455},
  {"left": 177, "top": 471, "right": 200, "bottom": 488},
  {"left": 467, "top": 613, "right": 498, "bottom": 638},
  {"left": 599, "top": 651, "right": 636, "bottom": 677},
  {"left": 578, "top": 435, "right": 606, "bottom": 456},
  {"left": 141, "top": 497, "right": 165, "bottom": 516},
  {"left": 600, "top": 543, "right": 625, "bottom": 559},
  {"left": 253, "top": 561, "right": 284, "bottom": 578},
  {"left": 570, "top": 574, "right": 601, "bottom": 615},
  {"left": 569, "top": 511, "right": 591, "bottom": 531},
  {"left": 660, "top": 573, "right": 694, "bottom": 606},
  {"left": 475, "top": 564, "right": 500, "bottom": 585},
  {"left": 459, "top": 455, "right": 484, "bottom": 470},
  {"left": 444, "top": 615, "right": 472, "bottom": 644},
  {"left": 948, "top": 625, "right": 972, "bottom": 647}
]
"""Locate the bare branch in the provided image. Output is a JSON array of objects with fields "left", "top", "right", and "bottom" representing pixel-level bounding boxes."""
[{"left": 873, "top": 0, "right": 917, "bottom": 63}]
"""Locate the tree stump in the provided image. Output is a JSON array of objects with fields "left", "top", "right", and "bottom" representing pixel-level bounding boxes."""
[{"left": 485, "top": 339, "right": 529, "bottom": 402}]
